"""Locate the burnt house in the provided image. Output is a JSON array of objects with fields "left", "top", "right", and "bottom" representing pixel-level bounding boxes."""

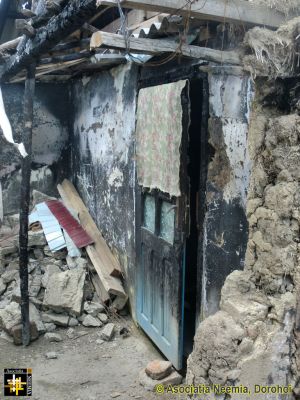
[{"left": 0, "top": 0, "right": 300, "bottom": 396}]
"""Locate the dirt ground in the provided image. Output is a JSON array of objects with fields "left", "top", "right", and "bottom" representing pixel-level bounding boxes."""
[{"left": 0, "top": 317, "right": 175, "bottom": 400}]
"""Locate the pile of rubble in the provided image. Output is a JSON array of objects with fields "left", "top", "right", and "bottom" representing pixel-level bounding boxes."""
[{"left": 0, "top": 191, "right": 125, "bottom": 345}]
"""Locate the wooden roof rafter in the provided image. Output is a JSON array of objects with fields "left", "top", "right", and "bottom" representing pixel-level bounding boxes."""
[{"left": 97, "top": 0, "right": 286, "bottom": 29}]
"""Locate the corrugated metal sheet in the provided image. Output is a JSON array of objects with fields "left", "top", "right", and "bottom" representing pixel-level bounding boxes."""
[
  {"left": 46, "top": 200, "right": 94, "bottom": 248},
  {"left": 35, "top": 202, "right": 66, "bottom": 251}
]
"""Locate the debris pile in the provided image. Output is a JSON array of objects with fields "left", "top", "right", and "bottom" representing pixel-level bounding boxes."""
[
  {"left": 139, "top": 360, "right": 182, "bottom": 391},
  {"left": 0, "top": 184, "right": 127, "bottom": 345}
]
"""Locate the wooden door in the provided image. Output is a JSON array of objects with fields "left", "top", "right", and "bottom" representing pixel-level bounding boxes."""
[{"left": 136, "top": 82, "right": 190, "bottom": 369}]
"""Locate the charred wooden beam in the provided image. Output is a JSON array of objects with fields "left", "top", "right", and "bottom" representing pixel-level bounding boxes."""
[
  {"left": 15, "top": 19, "right": 36, "bottom": 38},
  {"left": 31, "top": 0, "right": 67, "bottom": 28},
  {"left": 90, "top": 31, "right": 241, "bottom": 65},
  {"left": 19, "top": 63, "right": 36, "bottom": 346},
  {"left": 0, "top": 0, "right": 99, "bottom": 82}
]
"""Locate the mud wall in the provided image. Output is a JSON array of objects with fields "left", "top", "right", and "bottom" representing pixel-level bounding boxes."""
[
  {"left": 187, "top": 78, "right": 300, "bottom": 398},
  {"left": 70, "top": 64, "right": 139, "bottom": 312},
  {"left": 0, "top": 83, "right": 70, "bottom": 216},
  {"left": 201, "top": 67, "right": 253, "bottom": 317}
]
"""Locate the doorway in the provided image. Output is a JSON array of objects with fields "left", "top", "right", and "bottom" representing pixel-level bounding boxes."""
[{"left": 136, "top": 68, "right": 208, "bottom": 370}]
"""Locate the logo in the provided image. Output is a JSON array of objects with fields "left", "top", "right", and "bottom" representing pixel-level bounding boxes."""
[{"left": 4, "top": 369, "right": 32, "bottom": 397}]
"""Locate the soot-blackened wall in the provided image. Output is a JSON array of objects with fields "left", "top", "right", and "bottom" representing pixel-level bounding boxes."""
[{"left": 71, "top": 64, "right": 139, "bottom": 311}]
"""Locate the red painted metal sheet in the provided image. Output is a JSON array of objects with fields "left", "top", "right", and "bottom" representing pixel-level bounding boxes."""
[{"left": 45, "top": 200, "right": 94, "bottom": 249}]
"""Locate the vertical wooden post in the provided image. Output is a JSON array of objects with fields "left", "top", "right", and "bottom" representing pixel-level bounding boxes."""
[{"left": 19, "top": 63, "right": 36, "bottom": 346}]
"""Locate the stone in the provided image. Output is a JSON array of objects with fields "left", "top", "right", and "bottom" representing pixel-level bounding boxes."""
[
  {"left": 0, "top": 301, "right": 21, "bottom": 333},
  {"left": 29, "top": 297, "right": 43, "bottom": 308},
  {"left": 84, "top": 301, "right": 105, "bottom": 317},
  {"left": 11, "top": 322, "right": 39, "bottom": 345},
  {"left": 44, "top": 323, "right": 56, "bottom": 332},
  {"left": 66, "top": 328, "right": 75, "bottom": 339},
  {"left": 77, "top": 314, "right": 85, "bottom": 322},
  {"left": 139, "top": 369, "right": 182, "bottom": 391},
  {"left": 29, "top": 274, "right": 42, "bottom": 297},
  {"left": 0, "top": 277, "right": 7, "bottom": 295},
  {"left": 2, "top": 269, "right": 18, "bottom": 284},
  {"left": 110, "top": 393, "right": 122, "bottom": 398},
  {"left": 28, "top": 230, "right": 47, "bottom": 247},
  {"left": 0, "top": 330, "right": 14, "bottom": 343},
  {"left": 29, "top": 303, "right": 45, "bottom": 334},
  {"left": 45, "top": 332, "right": 63, "bottom": 342},
  {"left": 41, "top": 264, "right": 61, "bottom": 288},
  {"left": 33, "top": 248, "right": 44, "bottom": 260},
  {"left": 100, "top": 323, "right": 115, "bottom": 341},
  {"left": 43, "top": 267, "right": 85, "bottom": 316},
  {"left": 41, "top": 312, "right": 69, "bottom": 327},
  {"left": 82, "top": 315, "right": 102, "bottom": 327},
  {"left": 45, "top": 352, "right": 58, "bottom": 359},
  {"left": 98, "top": 313, "right": 108, "bottom": 324},
  {"left": 66, "top": 255, "right": 77, "bottom": 269},
  {"left": 68, "top": 317, "right": 79, "bottom": 327},
  {"left": 145, "top": 360, "right": 172, "bottom": 380},
  {"left": 0, "top": 243, "right": 17, "bottom": 258},
  {"left": 6, "top": 260, "right": 19, "bottom": 272},
  {"left": 96, "top": 339, "right": 104, "bottom": 345}
]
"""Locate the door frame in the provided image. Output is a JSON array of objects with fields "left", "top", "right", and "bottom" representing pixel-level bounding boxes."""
[{"left": 134, "top": 62, "right": 209, "bottom": 366}]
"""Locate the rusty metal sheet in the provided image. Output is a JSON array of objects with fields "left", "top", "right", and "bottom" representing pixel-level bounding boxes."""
[{"left": 46, "top": 200, "right": 94, "bottom": 248}]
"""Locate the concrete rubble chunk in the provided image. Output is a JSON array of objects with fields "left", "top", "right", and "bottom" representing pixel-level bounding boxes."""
[
  {"left": 0, "top": 301, "right": 21, "bottom": 333},
  {"left": 82, "top": 314, "right": 102, "bottom": 327},
  {"left": 45, "top": 332, "right": 63, "bottom": 342},
  {"left": 45, "top": 351, "right": 58, "bottom": 359},
  {"left": 145, "top": 360, "right": 173, "bottom": 380},
  {"left": 0, "top": 277, "right": 7, "bottom": 295},
  {"left": 0, "top": 331, "right": 14, "bottom": 343},
  {"left": 43, "top": 266, "right": 85, "bottom": 316},
  {"left": 2, "top": 269, "right": 18, "bottom": 284},
  {"left": 44, "top": 323, "right": 56, "bottom": 332},
  {"left": 41, "top": 312, "right": 69, "bottom": 327},
  {"left": 0, "top": 243, "right": 17, "bottom": 258},
  {"left": 66, "top": 328, "right": 75, "bottom": 339},
  {"left": 68, "top": 317, "right": 79, "bottom": 327},
  {"left": 84, "top": 301, "right": 104, "bottom": 316},
  {"left": 139, "top": 369, "right": 182, "bottom": 391},
  {"left": 29, "top": 303, "right": 45, "bottom": 334},
  {"left": 6, "top": 260, "right": 19, "bottom": 272},
  {"left": 100, "top": 323, "right": 115, "bottom": 341},
  {"left": 98, "top": 313, "right": 108, "bottom": 324},
  {"left": 12, "top": 322, "right": 39, "bottom": 345},
  {"left": 28, "top": 230, "right": 47, "bottom": 247},
  {"left": 29, "top": 274, "right": 42, "bottom": 297},
  {"left": 41, "top": 264, "right": 61, "bottom": 288},
  {"left": 33, "top": 248, "right": 44, "bottom": 260}
]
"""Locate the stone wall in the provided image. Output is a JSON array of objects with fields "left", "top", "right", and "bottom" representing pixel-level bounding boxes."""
[
  {"left": 187, "top": 78, "right": 300, "bottom": 398},
  {"left": 200, "top": 68, "right": 253, "bottom": 317},
  {"left": 70, "top": 64, "right": 138, "bottom": 314}
]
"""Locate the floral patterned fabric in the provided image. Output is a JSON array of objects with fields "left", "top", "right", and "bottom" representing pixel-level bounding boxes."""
[{"left": 135, "top": 80, "right": 188, "bottom": 197}]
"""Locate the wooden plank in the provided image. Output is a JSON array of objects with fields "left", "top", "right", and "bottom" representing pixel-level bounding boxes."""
[
  {"left": 97, "top": 0, "right": 285, "bottom": 29},
  {"left": 102, "top": 9, "right": 155, "bottom": 33},
  {"left": 91, "top": 274, "right": 110, "bottom": 303},
  {"left": 57, "top": 179, "right": 122, "bottom": 277},
  {"left": 90, "top": 31, "right": 241, "bottom": 65},
  {"left": 57, "top": 180, "right": 127, "bottom": 309},
  {"left": 87, "top": 245, "right": 125, "bottom": 297}
]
